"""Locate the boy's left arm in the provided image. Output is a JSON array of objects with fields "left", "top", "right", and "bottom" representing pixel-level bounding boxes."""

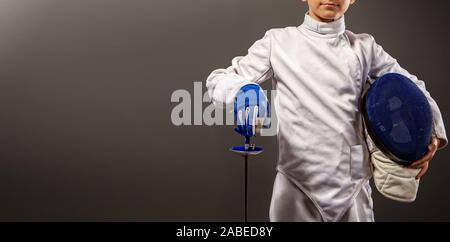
[
  {"left": 368, "top": 35, "right": 448, "bottom": 150},
  {"left": 368, "top": 35, "right": 447, "bottom": 178}
]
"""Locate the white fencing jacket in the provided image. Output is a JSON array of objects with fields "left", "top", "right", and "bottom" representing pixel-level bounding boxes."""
[{"left": 206, "top": 14, "right": 448, "bottom": 222}]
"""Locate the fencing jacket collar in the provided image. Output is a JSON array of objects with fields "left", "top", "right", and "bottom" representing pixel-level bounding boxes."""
[{"left": 301, "top": 13, "right": 346, "bottom": 36}]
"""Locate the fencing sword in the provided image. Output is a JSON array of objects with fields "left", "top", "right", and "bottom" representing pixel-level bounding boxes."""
[{"left": 230, "top": 134, "right": 263, "bottom": 222}]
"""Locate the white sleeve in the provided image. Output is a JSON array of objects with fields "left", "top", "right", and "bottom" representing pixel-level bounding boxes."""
[
  {"left": 206, "top": 30, "right": 273, "bottom": 109},
  {"left": 368, "top": 35, "right": 448, "bottom": 149}
]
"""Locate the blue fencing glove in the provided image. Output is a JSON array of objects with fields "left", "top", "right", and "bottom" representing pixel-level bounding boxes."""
[{"left": 234, "top": 84, "right": 270, "bottom": 138}]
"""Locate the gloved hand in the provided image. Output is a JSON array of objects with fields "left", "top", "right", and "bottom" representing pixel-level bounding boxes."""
[{"left": 234, "top": 84, "right": 270, "bottom": 138}]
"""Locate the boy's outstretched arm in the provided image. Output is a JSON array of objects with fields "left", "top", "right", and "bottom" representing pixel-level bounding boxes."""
[{"left": 206, "top": 30, "right": 274, "bottom": 108}]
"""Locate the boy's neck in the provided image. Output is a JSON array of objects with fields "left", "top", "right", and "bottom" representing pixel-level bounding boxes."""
[
  {"left": 307, "top": 11, "right": 336, "bottom": 23},
  {"left": 302, "top": 13, "right": 346, "bottom": 35}
]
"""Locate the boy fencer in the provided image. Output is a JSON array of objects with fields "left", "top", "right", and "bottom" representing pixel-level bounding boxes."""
[{"left": 206, "top": 0, "right": 447, "bottom": 222}]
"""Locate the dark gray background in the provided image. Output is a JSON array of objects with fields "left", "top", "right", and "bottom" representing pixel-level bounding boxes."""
[{"left": 0, "top": 0, "right": 449, "bottom": 221}]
